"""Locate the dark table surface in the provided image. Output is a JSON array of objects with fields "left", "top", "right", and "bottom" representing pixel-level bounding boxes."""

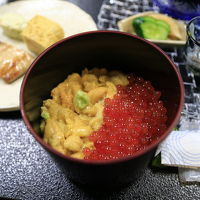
[{"left": 1, "top": 0, "right": 200, "bottom": 199}]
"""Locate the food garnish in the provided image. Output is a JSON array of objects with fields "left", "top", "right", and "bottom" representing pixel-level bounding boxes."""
[
  {"left": 41, "top": 110, "right": 50, "bottom": 120},
  {"left": 74, "top": 90, "right": 90, "bottom": 110}
]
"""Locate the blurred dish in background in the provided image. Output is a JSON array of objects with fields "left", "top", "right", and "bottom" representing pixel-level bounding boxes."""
[
  {"left": 0, "top": 0, "right": 97, "bottom": 112},
  {"left": 118, "top": 11, "right": 186, "bottom": 47}
]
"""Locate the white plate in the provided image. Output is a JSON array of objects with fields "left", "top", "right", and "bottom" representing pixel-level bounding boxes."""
[{"left": 0, "top": 0, "right": 97, "bottom": 112}]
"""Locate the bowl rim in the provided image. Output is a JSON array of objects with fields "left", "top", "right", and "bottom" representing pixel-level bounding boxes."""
[{"left": 20, "top": 30, "right": 185, "bottom": 165}]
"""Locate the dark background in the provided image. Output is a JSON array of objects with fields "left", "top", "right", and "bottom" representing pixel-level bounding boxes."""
[{"left": 0, "top": 0, "right": 200, "bottom": 199}]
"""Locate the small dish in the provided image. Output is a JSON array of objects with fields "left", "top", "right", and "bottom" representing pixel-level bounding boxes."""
[{"left": 117, "top": 11, "right": 186, "bottom": 47}]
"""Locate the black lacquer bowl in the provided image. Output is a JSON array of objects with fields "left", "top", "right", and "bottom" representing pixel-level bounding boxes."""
[{"left": 20, "top": 31, "right": 184, "bottom": 188}]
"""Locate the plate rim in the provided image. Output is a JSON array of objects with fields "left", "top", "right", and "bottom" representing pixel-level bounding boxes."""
[{"left": 0, "top": 106, "right": 19, "bottom": 112}]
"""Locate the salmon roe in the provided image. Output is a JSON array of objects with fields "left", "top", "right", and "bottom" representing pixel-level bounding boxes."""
[{"left": 83, "top": 75, "right": 167, "bottom": 160}]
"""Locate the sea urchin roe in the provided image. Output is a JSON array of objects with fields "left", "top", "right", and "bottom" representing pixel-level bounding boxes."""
[{"left": 83, "top": 75, "right": 167, "bottom": 160}]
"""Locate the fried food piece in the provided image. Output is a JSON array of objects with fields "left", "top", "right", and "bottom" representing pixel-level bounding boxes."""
[{"left": 0, "top": 42, "right": 34, "bottom": 83}]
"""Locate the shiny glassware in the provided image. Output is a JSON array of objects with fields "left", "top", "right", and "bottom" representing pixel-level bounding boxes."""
[
  {"left": 153, "top": 0, "right": 200, "bottom": 20},
  {"left": 185, "top": 17, "right": 200, "bottom": 77}
]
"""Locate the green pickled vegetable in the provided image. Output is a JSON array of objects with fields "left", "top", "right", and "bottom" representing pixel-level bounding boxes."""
[
  {"left": 132, "top": 16, "right": 170, "bottom": 40},
  {"left": 74, "top": 90, "right": 90, "bottom": 109},
  {"left": 156, "top": 19, "right": 170, "bottom": 31},
  {"left": 135, "top": 16, "right": 157, "bottom": 24}
]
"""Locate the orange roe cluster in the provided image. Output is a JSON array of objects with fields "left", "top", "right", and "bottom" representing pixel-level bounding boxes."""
[{"left": 83, "top": 75, "right": 167, "bottom": 160}]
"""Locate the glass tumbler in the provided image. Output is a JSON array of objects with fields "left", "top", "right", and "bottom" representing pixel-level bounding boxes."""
[{"left": 185, "top": 17, "right": 200, "bottom": 77}]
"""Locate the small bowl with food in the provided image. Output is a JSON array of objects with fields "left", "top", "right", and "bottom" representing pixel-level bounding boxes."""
[
  {"left": 118, "top": 11, "right": 186, "bottom": 47},
  {"left": 20, "top": 31, "right": 184, "bottom": 188}
]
